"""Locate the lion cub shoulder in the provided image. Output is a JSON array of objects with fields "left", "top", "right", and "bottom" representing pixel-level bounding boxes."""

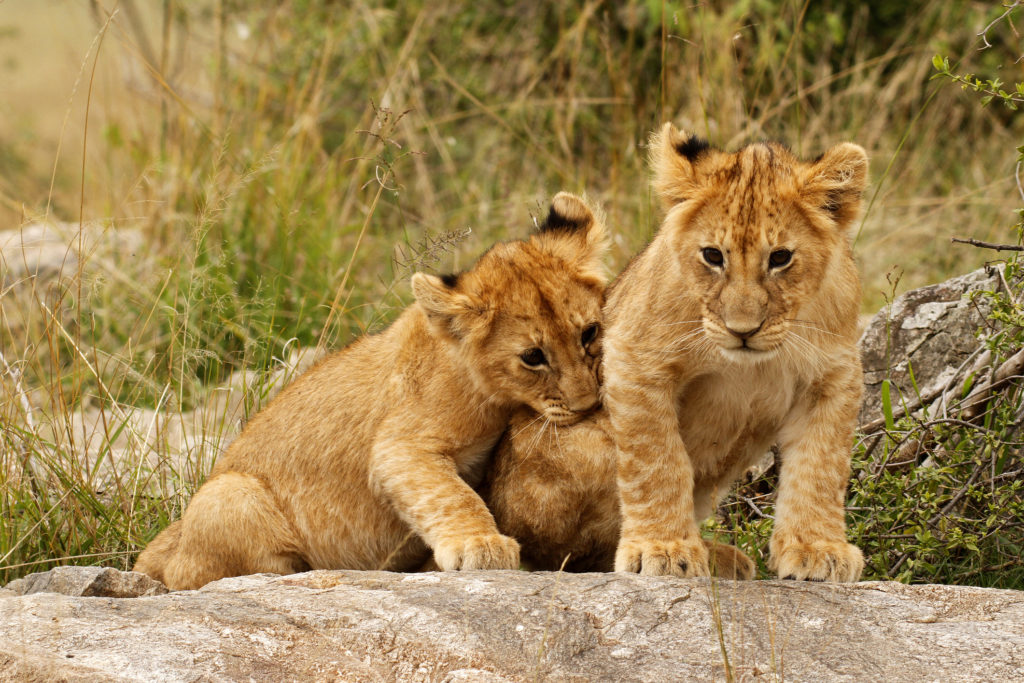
[{"left": 134, "top": 193, "right": 608, "bottom": 589}]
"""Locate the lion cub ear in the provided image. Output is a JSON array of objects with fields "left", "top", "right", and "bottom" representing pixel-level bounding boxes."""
[
  {"left": 800, "top": 142, "right": 869, "bottom": 229},
  {"left": 411, "top": 272, "right": 485, "bottom": 339},
  {"left": 649, "top": 122, "right": 710, "bottom": 209},
  {"left": 534, "top": 192, "right": 609, "bottom": 285}
]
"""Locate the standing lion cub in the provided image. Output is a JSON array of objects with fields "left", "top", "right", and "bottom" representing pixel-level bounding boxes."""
[
  {"left": 488, "top": 125, "right": 867, "bottom": 582},
  {"left": 133, "top": 192, "right": 608, "bottom": 590}
]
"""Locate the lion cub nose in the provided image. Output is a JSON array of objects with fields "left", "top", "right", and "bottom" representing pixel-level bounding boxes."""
[{"left": 725, "top": 321, "right": 764, "bottom": 340}]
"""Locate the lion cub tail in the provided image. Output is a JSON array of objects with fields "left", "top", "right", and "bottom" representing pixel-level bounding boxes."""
[{"left": 132, "top": 519, "right": 182, "bottom": 585}]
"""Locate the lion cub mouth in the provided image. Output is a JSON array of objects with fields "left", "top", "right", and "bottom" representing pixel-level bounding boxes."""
[
  {"left": 544, "top": 405, "right": 602, "bottom": 426},
  {"left": 717, "top": 341, "right": 780, "bottom": 362}
]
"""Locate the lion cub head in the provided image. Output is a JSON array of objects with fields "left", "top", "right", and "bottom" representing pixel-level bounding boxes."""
[
  {"left": 411, "top": 193, "right": 608, "bottom": 424},
  {"left": 650, "top": 123, "right": 867, "bottom": 361}
]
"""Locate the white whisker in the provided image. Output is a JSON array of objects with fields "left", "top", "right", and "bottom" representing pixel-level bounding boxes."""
[
  {"left": 656, "top": 326, "right": 711, "bottom": 359},
  {"left": 783, "top": 328, "right": 826, "bottom": 371},
  {"left": 511, "top": 411, "right": 546, "bottom": 439},
  {"left": 786, "top": 319, "right": 840, "bottom": 338},
  {"left": 525, "top": 417, "right": 549, "bottom": 455}
]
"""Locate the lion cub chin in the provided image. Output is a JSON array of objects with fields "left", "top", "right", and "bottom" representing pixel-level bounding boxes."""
[
  {"left": 489, "top": 125, "right": 867, "bottom": 583},
  {"left": 133, "top": 192, "right": 608, "bottom": 590}
]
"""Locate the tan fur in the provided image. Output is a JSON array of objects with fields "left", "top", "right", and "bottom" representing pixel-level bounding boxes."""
[
  {"left": 488, "top": 125, "right": 866, "bottom": 582},
  {"left": 133, "top": 192, "right": 608, "bottom": 590},
  {"left": 605, "top": 124, "right": 866, "bottom": 581},
  {"left": 485, "top": 408, "right": 754, "bottom": 579}
]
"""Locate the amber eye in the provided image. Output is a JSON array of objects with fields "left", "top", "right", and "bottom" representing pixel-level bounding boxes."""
[
  {"left": 520, "top": 348, "right": 547, "bottom": 367},
  {"left": 702, "top": 247, "right": 724, "bottom": 267},
  {"left": 581, "top": 323, "right": 600, "bottom": 347},
  {"left": 769, "top": 249, "right": 793, "bottom": 268}
]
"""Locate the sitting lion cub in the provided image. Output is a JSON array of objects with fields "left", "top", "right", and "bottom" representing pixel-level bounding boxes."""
[
  {"left": 133, "top": 192, "right": 608, "bottom": 590},
  {"left": 488, "top": 125, "right": 867, "bottom": 582}
]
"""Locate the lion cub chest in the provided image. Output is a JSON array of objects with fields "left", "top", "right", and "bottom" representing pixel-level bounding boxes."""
[{"left": 677, "top": 362, "right": 797, "bottom": 477}]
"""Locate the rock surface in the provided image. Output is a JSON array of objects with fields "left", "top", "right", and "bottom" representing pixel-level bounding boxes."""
[
  {"left": 858, "top": 265, "right": 1002, "bottom": 427},
  {"left": 2, "top": 565, "right": 167, "bottom": 599},
  {"left": 3, "top": 568, "right": 1024, "bottom": 682}
]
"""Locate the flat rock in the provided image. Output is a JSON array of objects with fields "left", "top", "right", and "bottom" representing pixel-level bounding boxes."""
[{"left": 3, "top": 568, "right": 1023, "bottom": 681}]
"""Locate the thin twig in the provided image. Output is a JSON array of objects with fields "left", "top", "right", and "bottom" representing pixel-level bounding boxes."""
[
  {"left": 742, "top": 496, "right": 772, "bottom": 519},
  {"left": 950, "top": 237, "right": 1024, "bottom": 252},
  {"left": 927, "top": 463, "right": 986, "bottom": 528},
  {"left": 977, "top": 1, "right": 1023, "bottom": 49}
]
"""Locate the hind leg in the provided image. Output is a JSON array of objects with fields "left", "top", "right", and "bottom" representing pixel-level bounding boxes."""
[
  {"left": 133, "top": 520, "right": 183, "bottom": 584},
  {"left": 164, "top": 472, "right": 308, "bottom": 590}
]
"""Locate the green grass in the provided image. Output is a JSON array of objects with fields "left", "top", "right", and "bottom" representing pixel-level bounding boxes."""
[{"left": 1, "top": 0, "right": 1023, "bottom": 585}]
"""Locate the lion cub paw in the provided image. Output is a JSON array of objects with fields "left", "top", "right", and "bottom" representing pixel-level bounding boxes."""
[
  {"left": 704, "top": 540, "right": 756, "bottom": 580},
  {"left": 769, "top": 538, "right": 864, "bottom": 582},
  {"left": 434, "top": 533, "right": 521, "bottom": 571},
  {"left": 614, "top": 537, "right": 710, "bottom": 577}
]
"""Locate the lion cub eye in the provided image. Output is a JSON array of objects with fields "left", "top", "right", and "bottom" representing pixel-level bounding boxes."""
[
  {"left": 701, "top": 247, "right": 725, "bottom": 267},
  {"left": 520, "top": 348, "right": 547, "bottom": 367},
  {"left": 581, "top": 323, "right": 600, "bottom": 347},
  {"left": 768, "top": 249, "right": 793, "bottom": 268}
]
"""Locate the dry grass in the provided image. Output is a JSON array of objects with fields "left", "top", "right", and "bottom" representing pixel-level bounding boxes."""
[{"left": 1, "top": 0, "right": 1022, "bottom": 582}]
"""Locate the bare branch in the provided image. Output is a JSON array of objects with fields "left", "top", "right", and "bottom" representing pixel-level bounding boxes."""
[
  {"left": 977, "top": 1, "right": 1023, "bottom": 49},
  {"left": 950, "top": 237, "right": 1024, "bottom": 252}
]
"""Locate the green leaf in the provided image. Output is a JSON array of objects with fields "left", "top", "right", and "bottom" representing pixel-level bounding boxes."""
[{"left": 881, "top": 379, "right": 895, "bottom": 432}]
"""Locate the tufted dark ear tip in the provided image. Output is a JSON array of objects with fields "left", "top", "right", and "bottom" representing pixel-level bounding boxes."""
[
  {"left": 674, "top": 135, "right": 711, "bottom": 162},
  {"left": 539, "top": 192, "right": 594, "bottom": 235}
]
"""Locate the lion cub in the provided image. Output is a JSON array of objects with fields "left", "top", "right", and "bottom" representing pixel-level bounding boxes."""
[
  {"left": 489, "top": 125, "right": 867, "bottom": 582},
  {"left": 133, "top": 193, "right": 608, "bottom": 590}
]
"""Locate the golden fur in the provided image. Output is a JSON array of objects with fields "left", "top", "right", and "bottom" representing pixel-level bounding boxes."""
[
  {"left": 488, "top": 125, "right": 867, "bottom": 582},
  {"left": 133, "top": 193, "right": 608, "bottom": 590},
  {"left": 485, "top": 408, "right": 755, "bottom": 579}
]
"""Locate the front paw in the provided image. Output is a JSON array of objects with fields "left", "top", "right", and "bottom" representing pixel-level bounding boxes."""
[
  {"left": 434, "top": 533, "right": 520, "bottom": 571},
  {"left": 769, "top": 537, "right": 863, "bottom": 582},
  {"left": 614, "top": 537, "right": 710, "bottom": 577}
]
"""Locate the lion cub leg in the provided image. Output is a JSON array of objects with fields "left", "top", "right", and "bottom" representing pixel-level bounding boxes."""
[
  {"left": 770, "top": 383, "right": 864, "bottom": 582},
  {"left": 370, "top": 437, "right": 520, "bottom": 571},
  {"left": 704, "top": 539, "right": 756, "bottom": 580},
  {"left": 163, "top": 472, "right": 308, "bottom": 590}
]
